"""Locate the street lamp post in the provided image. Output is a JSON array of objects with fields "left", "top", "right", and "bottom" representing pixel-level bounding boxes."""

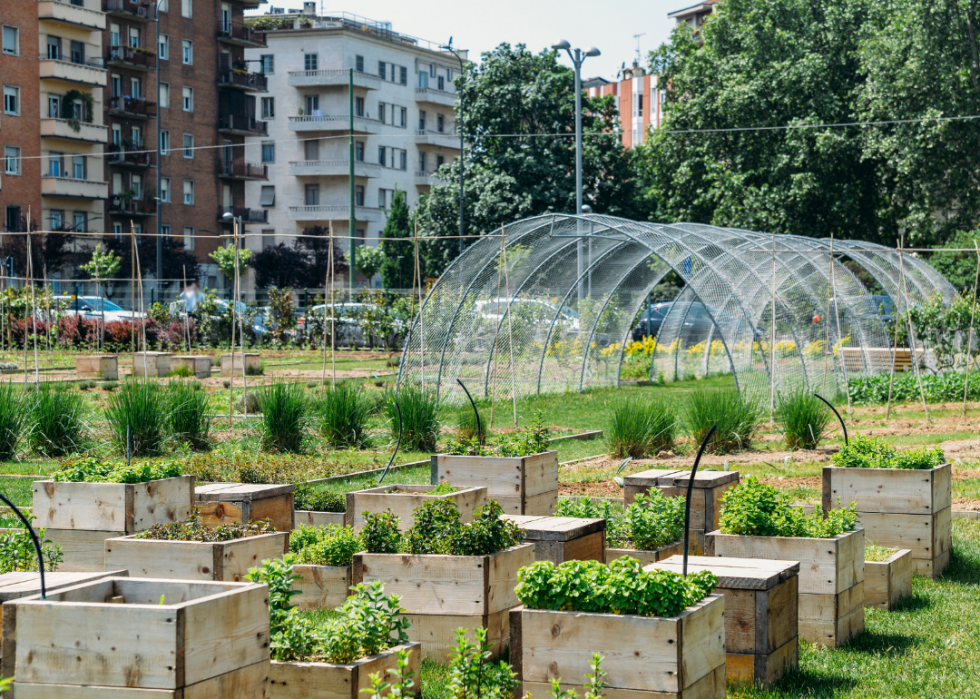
[
  {"left": 439, "top": 40, "right": 466, "bottom": 258},
  {"left": 551, "top": 40, "right": 600, "bottom": 300}
]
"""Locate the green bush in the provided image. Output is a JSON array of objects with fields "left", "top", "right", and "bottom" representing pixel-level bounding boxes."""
[
  {"left": 259, "top": 382, "right": 307, "bottom": 453},
  {"left": 135, "top": 511, "right": 276, "bottom": 541},
  {"left": 719, "top": 476, "right": 860, "bottom": 538},
  {"left": 26, "top": 384, "right": 86, "bottom": 456},
  {"left": 166, "top": 380, "right": 211, "bottom": 450},
  {"left": 311, "top": 383, "right": 370, "bottom": 448},
  {"left": 0, "top": 519, "right": 63, "bottom": 574},
  {"left": 168, "top": 363, "right": 194, "bottom": 378},
  {"left": 444, "top": 412, "right": 551, "bottom": 457},
  {"left": 386, "top": 385, "right": 439, "bottom": 452},
  {"left": 775, "top": 388, "right": 831, "bottom": 450},
  {"left": 608, "top": 398, "right": 676, "bottom": 458},
  {"left": 0, "top": 382, "right": 24, "bottom": 459},
  {"left": 105, "top": 381, "right": 166, "bottom": 457},
  {"left": 360, "top": 510, "right": 402, "bottom": 553},
  {"left": 832, "top": 434, "right": 945, "bottom": 470},
  {"left": 290, "top": 524, "right": 361, "bottom": 566},
  {"left": 293, "top": 484, "right": 345, "bottom": 512},
  {"left": 686, "top": 387, "right": 760, "bottom": 454},
  {"left": 620, "top": 491, "right": 685, "bottom": 551}
]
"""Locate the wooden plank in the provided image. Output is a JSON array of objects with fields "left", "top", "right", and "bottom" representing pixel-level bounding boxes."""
[
  {"left": 268, "top": 644, "right": 419, "bottom": 699},
  {"left": 521, "top": 452, "right": 560, "bottom": 499},
  {"left": 766, "top": 575, "right": 798, "bottom": 653},
  {"left": 131, "top": 476, "right": 195, "bottom": 532},
  {"left": 650, "top": 556, "right": 799, "bottom": 590},
  {"left": 727, "top": 635, "right": 798, "bottom": 688},
  {"left": 195, "top": 483, "right": 295, "bottom": 501},
  {"left": 913, "top": 547, "right": 950, "bottom": 579},
  {"left": 678, "top": 594, "right": 726, "bottom": 689},
  {"left": 406, "top": 610, "right": 508, "bottom": 663},
  {"left": 183, "top": 659, "right": 272, "bottom": 699},
  {"left": 432, "top": 453, "right": 558, "bottom": 501},
  {"left": 857, "top": 511, "right": 947, "bottom": 560},
  {"left": 295, "top": 510, "right": 345, "bottom": 528},
  {"left": 346, "top": 485, "right": 486, "bottom": 532},
  {"left": 717, "top": 587, "right": 756, "bottom": 654},
  {"left": 517, "top": 516, "right": 605, "bottom": 542},
  {"left": 294, "top": 564, "right": 352, "bottom": 609},
  {"left": 522, "top": 667, "right": 726, "bottom": 699},
  {"left": 623, "top": 469, "right": 685, "bottom": 490},
  {"left": 248, "top": 493, "right": 295, "bottom": 532},
  {"left": 0, "top": 570, "right": 126, "bottom": 605},
  {"left": 487, "top": 544, "right": 534, "bottom": 614},
  {"left": 552, "top": 530, "right": 605, "bottom": 564},
  {"left": 15, "top": 685, "right": 179, "bottom": 697},
  {"left": 195, "top": 501, "right": 246, "bottom": 528},
  {"left": 523, "top": 490, "right": 558, "bottom": 516},
  {"left": 606, "top": 541, "right": 684, "bottom": 567},
  {"left": 510, "top": 606, "right": 523, "bottom": 692},
  {"left": 32, "top": 480, "right": 129, "bottom": 532},
  {"left": 45, "top": 528, "right": 115, "bottom": 571},
  {"left": 823, "top": 465, "right": 949, "bottom": 515}
]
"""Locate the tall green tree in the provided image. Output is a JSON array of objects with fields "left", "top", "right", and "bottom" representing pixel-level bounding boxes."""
[{"left": 380, "top": 189, "right": 415, "bottom": 289}]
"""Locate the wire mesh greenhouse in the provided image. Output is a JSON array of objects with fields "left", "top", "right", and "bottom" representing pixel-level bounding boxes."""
[{"left": 397, "top": 214, "right": 957, "bottom": 404}]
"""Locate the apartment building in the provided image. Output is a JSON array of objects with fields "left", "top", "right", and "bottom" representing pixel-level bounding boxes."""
[
  {"left": 243, "top": 10, "right": 462, "bottom": 286},
  {"left": 587, "top": 62, "right": 665, "bottom": 149},
  {"left": 667, "top": 0, "right": 717, "bottom": 30}
]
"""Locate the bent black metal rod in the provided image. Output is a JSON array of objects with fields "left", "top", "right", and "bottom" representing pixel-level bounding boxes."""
[
  {"left": 457, "top": 379, "right": 482, "bottom": 444},
  {"left": 814, "top": 393, "right": 847, "bottom": 446},
  {"left": 683, "top": 425, "right": 716, "bottom": 578},
  {"left": 378, "top": 401, "right": 403, "bottom": 484},
  {"left": 0, "top": 494, "right": 46, "bottom": 599}
]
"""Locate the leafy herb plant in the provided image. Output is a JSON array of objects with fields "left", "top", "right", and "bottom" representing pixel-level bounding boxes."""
[
  {"left": 832, "top": 434, "right": 945, "bottom": 470},
  {"left": 294, "top": 484, "right": 346, "bottom": 513},
  {"left": 0, "top": 519, "right": 62, "bottom": 574},
  {"left": 608, "top": 398, "right": 676, "bottom": 458},
  {"left": 134, "top": 511, "right": 276, "bottom": 541},
  {"left": 719, "top": 476, "right": 860, "bottom": 538},
  {"left": 290, "top": 524, "right": 362, "bottom": 567},
  {"left": 447, "top": 626, "right": 519, "bottom": 699}
]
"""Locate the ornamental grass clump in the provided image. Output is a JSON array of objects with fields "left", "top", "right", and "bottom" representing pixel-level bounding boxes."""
[
  {"left": 289, "top": 524, "right": 361, "bottom": 567},
  {"left": 312, "top": 383, "right": 371, "bottom": 448},
  {"left": 608, "top": 398, "right": 676, "bottom": 458},
  {"left": 259, "top": 382, "right": 307, "bottom": 453},
  {"left": 105, "top": 380, "right": 167, "bottom": 456},
  {"left": 26, "top": 384, "right": 86, "bottom": 456},
  {"left": 832, "top": 434, "right": 945, "bottom": 470},
  {"left": 386, "top": 385, "right": 439, "bottom": 452},
  {"left": 775, "top": 388, "right": 831, "bottom": 450},
  {"left": 719, "top": 476, "right": 859, "bottom": 538},
  {"left": 0, "top": 382, "right": 24, "bottom": 460},
  {"left": 515, "top": 556, "right": 717, "bottom": 617},
  {"left": 165, "top": 379, "right": 212, "bottom": 450},
  {"left": 686, "top": 386, "right": 760, "bottom": 454}
]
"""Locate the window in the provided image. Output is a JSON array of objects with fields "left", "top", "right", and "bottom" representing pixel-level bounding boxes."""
[
  {"left": 305, "top": 95, "right": 318, "bottom": 114},
  {"left": 183, "top": 180, "right": 194, "bottom": 205},
  {"left": 4, "top": 147, "right": 20, "bottom": 175},
  {"left": 437, "top": 114, "right": 445, "bottom": 133},
  {"left": 261, "top": 97, "right": 274, "bottom": 118},
  {"left": 48, "top": 153, "right": 63, "bottom": 178},
  {"left": 131, "top": 173, "right": 142, "bottom": 199},
  {"left": 182, "top": 40, "right": 192, "bottom": 64},
  {"left": 70, "top": 40, "right": 84, "bottom": 64},
  {"left": 356, "top": 228, "right": 365, "bottom": 242},
  {"left": 418, "top": 110, "right": 426, "bottom": 130},
  {"left": 3, "top": 86, "right": 19, "bottom": 115},
  {"left": 161, "top": 225, "right": 171, "bottom": 243},
  {"left": 72, "top": 155, "right": 85, "bottom": 180},
  {"left": 262, "top": 231, "right": 275, "bottom": 250},
  {"left": 159, "top": 82, "right": 169, "bottom": 108},
  {"left": 378, "top": 61, "right": 386, "bottom": 79},
  {"left": 48, "top": 95, "right": 60, "bottom": 119},
  {"left": 181, "top": 0, "right": 192, "bottom": 18},
  {"left": 111, "top": 73, "right": 121, "bottom": 97},
  {"left": 110, "top": 23, "right": 120, "bottom": 47},
  {"left": 159, "top": 34, "right": 168, "bottom": 60},
  {"left": 259, "top": 186, "right": 274, "bottom": 207},
  {"left": 378, "top": 103, "right": 386, "bottom": 124},
  {"left": 182, "top": 133, "right": 193, "bottom": 158},
  {"left": 355, "top": 186, "right": 364, "bottom": 207},
  {"left": 73, "top": 212, "right": 86, "bottom": 231},
  {"left": 160, "top": 177, "right": 170, "bottom": 202},
  {"left": 182, "top": 86, "right": 193, "bottom": 111},
  {"left": 5, "top": 206, "right": 21, "bottom": 232},
  {"left": 2, "top": 26, "right": 18, "bottom": 56},
  {"left": 399, "top": 150, "right": 406, "bottom": 171},
  {"left": 378, "top": 146, "right": 386, "bottom": 167},
  {"left": 47, "top": 36, "right": 61, "bottom": 60},
  {"left": 304, "top": 53, "right": 317, "bottom": 71},
  {"left": 111, "top": 123, "right": 122, "bottom": 145},
  {"left": 261, "top": 141, "right": 274, "bottom": 163},
  {"left": 160, "top": 130, "right": 170, "bottom": 155},
  {"left": 399, "top": 66, "right": 407, "bottom": 85},
  {"left": 50, "top": 210, "right": 64, "bottom": 230},
  {"left": 436, "top": 154, "right": 444, "bottom": 167},
  {"left": 418, "top": 70, "right": 428, "bottom": 88},
  {"left": 129, "top": 27, "right": 140, "bottom": 48},
  {"left": 355, "top": 55, "right": 364, "bottom": 72},
  {"left": 437, "top": 75, "right": 445, "bottom": 90},
  {"left": 355, "top": 141, "right": 364, "bottom": 162},
  {"left": 379, "top": 189, "right": 389, "bottom": 209},
  {"left": 448, "top": 67, "right": 453, "bottom": 82},
  {"left": 304, "top": 184, "right": 319, "bottom": 206},
  {"left": 429, "top": 64, "right": 436, "bottom": 78},
  {"left": 112, "top": 172, "right": 122, "bottom": 194},
  {"left": 304, "top": 139, "right": 318, "bottom": 160},
  {"left": 184, "top": 226, "right": 195, "bottom": 251},
  {"left": 419, "top": 152, "right": 426, "bottom": 173},
  {"left": 261, "top": 55, "right": 274, "bottom": 74},
  {"left": 131, "top": 76, "right": 141, "bottom": 99},
  {"left": 112, "top": 223, "right": 123, "bottom": 236},
  {"left": 398, "top": 107, "right": 407, "bottom": 128},
  {"left": 131, "top": 125, "right": 142, "bottom": 147},
  {"left": 355, "top": 97, "right": 364, "bottom": 117}
]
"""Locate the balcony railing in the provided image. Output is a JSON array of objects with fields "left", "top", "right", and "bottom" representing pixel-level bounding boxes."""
[
  {"left": 218, "top": 70, "right": 268, "bottom": 92},
  {"left": 107, "top": 146, "right": 152, "bottom": 167},
  {"left": 216, "top": 21, "right": 267, "bottom": 47},
  {"left": 106, "top": 46, "right": 156, "bottom": 70},
  {"left": 103, "top": 0, "right": 157, "bottom": 20},
  {"left": 40, "top": 117, "right": 108, "bottom": 143},
  {"left": 217, "top": 114, "right": 268, "bottom": 136},
  {"left": 38, "top": 0, "right": 107, "bottom": 30},
  {"left": 288, "top": 160, "right": 381, "bottom": 177},
  {"left": 38, "top": 55, "right": 107, "bottom": 86},
  {"left": 414, "top": 86, "right": 456, "bottom": 107},
  {"left": 218, "top": 161, "right": 268, "bottom": 179},
  {"left": 41, "top": 176, "right": 109, "bottom": 200},
  {"left": 287, "top": 69, "right": 382, "bottom": 89},
  {"left": 109, "top": 197, "right": 156, "bottom": 216},
  {"left": 288, "top": 205, "right": 382, "bottom": 222},
  {"left": 219, "top": 207, "right": 267, "bottom": 223},
  {"left": 108, "top": 96, "right": 157, "bottom": 118},
  {"left": 287, "top": 114, "right": 381, "bottom": 134}
]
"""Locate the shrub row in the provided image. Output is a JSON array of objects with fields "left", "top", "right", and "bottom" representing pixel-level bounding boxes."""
[{"left": 848, "top": 371, "right": 980, "bottom": 405}]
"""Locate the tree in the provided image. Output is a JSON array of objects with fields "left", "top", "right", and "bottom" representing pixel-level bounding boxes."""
[
  {"left": 930, "top": 229, "right": 980, "bottom": 297},
  {"left": 355, "top": 245, "right": 385, "bottom": 282},
  {"left": 252, "top": 244, "right": 310, "bottom": 288},
  {"left": 379, "top": 189, "right": 415, "bottom": 289},
  {"left": 0, "top": 221, "right": 73, "bottom": 284},
  {"left": 296, "top": 226, "right": 349, "bottom": 287},
  {"left": 210, "top": 244, "right": 252, "bottom": 281},
  {"left": 94, "top": 235, "right": 200, "bottom": 292},
  {"left": 80, "top": 243, "right": 121, "bottom": 351}
]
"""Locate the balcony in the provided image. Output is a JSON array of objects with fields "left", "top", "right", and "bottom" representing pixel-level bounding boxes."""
[
  {"left": 219, "top": 207, "right": 267, "bottom": 223},
  {"left": 218, "top": 70, "right": 268, "bottom": 92},
  {"left": 40, "top": 117, "right": 108, "bottom": 144},
  {"left": 107, "top": 146, "right": 152, "bottom": 168},
  {"left": 39, "top": 56, "right": 107, "bottom": 87},
  {"left": 38, "top": 0, "right": 106, "bottom": 30},
  {"left": 103, "top": 0, "right": 156, "bottom": 21},
  {"left": 240, "top": 0, "right": 267, "bottom": 7},
  {"left": 218, "top": 114, "right": 268, "bottom": 137},
  {"left": 108, "top": 96, "right": 157, "bottom": 119},
  {"left": 288, "top": 205, "right": 383, "bottom": 223},
  {"left": 414, "top": 87, "right": 456, "bottom": 108},
  {"left": 106, "top": 45, "right": 156, "bottom": 71},
  {"left": 109, "top": 197, "right": 156, "bottom": 217},
  {"left": 217, "top": 21, "right": 267, "bottom": 48},
  {"left": 41, "top": 176, "right": 109, "bottom": 200},
  {"left": 287, "top": 115, "right": 381, "bottom": 134},
  {"left": 288, "top": 160, "right": 381, "bottom": 178},
  {"left": 287, "top": 69, "right": 381, "bottom": 89},
  {"left": 414, "top": 170, "right": 433, "bottom": 186},
  {"left": 218, "top": 161, "right": 268, "bottom": 180},
  {"left": 415, "top": 129, "right": 460, "bottom": 149}
]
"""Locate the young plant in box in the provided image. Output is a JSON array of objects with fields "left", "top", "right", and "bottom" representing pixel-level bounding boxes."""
[{"left": 719, "top": 476, "right": 859, "bottom": 538}]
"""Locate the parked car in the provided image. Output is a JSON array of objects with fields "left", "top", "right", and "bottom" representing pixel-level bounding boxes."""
[
  {"left": 631, "top": 301, "right": 748, "bottom": 344},
  {"left": 53, "top": 296, "right": 145, "bottom": 322},
  {"left": 473, "top": 298, "right": 582, "bottom": 331}
]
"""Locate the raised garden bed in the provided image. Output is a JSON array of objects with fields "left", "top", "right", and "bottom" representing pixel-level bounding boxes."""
[
  {"left": 76, "top": 355, "right": 118, "bottom": 380},
  {"left": 431, "top": 451, "right": 559, "bottom": 516},
  {"left": 650, "top": 555, "right": 799, "bottom": 687},
  {"left": 196, "top": 483, "right": 296, "bottom": 532},
  {"left": 2, "top": 576, "right": 270, "bottom": 696},
  {"left": 133, "top": 351, "right": 172, "bottom": 377},
  {"left": 221, "top": 352, "right": 261, "bottom": 376},
  {"left": 500, "top": 514, "right": 605, "bottom": 564},
  {"left": 865, "top": 547, "right": 913, "bottom": 610},
  {"left": 269, "top": 644, "right": 420, "bottom": 699},
  {"left": 345, "top": 485, "right": 486, "bottom": 532},
  {"left": 605, "top": 539, "right": 684, "bottom": 566},
  {"left": 296, "top": 510, "right": 345, "bottom": 528},
  {"left": 172, "top": 354, "right": 212, "bottom": 378}
]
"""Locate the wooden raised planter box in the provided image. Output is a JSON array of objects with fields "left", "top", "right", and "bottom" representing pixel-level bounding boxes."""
[
  {"left": 133, "top": 351, "right": 172, "bottom": 377},
  {"left": 32, "top": 475, "right": 196, "bottom": 572},
  {"left": 352, "top": 543, "right": 535, "bottom": 662},
  {"left": 432, "top": 451, "right": 559, "bottom": 516},
  {"left": 293, "top": 563, "right": 353, "bottom": 610},
  {"left": 76, "top": 354, "right": 118, "bottom": 380},
  {"left": 222, "top": 352, "right": 261, "bottom": 376},
  {"left": 650, "top": 555, "right": 799, "bottom": 688},
  {"left": 269, "top": 643, "right": 420, "bottom": 699},
  {"left": 2, "top": 576, "right": 270, "bottom": 697},
  {"left": 295, "top": 510, "right": 346, "bottom": 528},
  {"left": 706, "top": 528, "right": 864, "bottom": 648},
  {"left": 625, "top": 469, "right": 739, "bottom": 555},
  {"left": 501, "top": 515, "right": 605, "bottom": 564},
  {"left": 345, "top": 485, "right": 486, "bottom": 532},
  {"left": 605, "top": 539, "right": 684, "bottom": 566},
  {"left": 512, "top": 596, "right": 726, "bottom": 699},
  {"left": 823, "top": 464, "right": 951, "bottom": 579},
  {"left": 105, "top": 531, "right": 288, "bottom": 582},
  {"left": 196, "top": 483, "right": 296, "bottom": 532},
  {"left": 173, "top": 354, "right": 212, "bottom": 379},
  {"left": 865, "top": 548, "right": 913, "bottom": 610}
]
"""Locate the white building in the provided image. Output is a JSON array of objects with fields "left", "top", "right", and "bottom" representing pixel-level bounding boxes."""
[{"left": 243, "top": 11, "right": 464, "bottom": 287}]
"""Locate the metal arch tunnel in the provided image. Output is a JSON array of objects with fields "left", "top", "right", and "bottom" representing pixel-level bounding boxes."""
[{"left": 396, "top": 214, "right": 958, "bottom": 404}]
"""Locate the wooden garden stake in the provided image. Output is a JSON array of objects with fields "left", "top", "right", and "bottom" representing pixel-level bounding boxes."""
[
  {"left": 898, "top": 235, "right": 931, "bottom": 423},
  {"left": 829, "top": 233, "right": 853, "bottom": 423},
  {"left": 962, "top": 240, "right": 980, "bottom": 417}
]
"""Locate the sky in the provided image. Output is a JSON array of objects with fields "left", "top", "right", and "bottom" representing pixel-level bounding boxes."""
[{"left": 245, "top": 0, "right": 685, "bottom": 82}]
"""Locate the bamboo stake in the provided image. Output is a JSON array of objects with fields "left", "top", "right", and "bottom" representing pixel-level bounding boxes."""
[
  {"left": 414, "top": 218, "right": 424, "bottom": 390},
  {"left": 829, "top": 233, "right": 853, "bottom": 423},
  {"left": 234, "top": 218, "right": 248, "bottom": 432},
  {"left": 130, "top": 220, "right": 137, "bottom": 379},
  {"left": 488, "top": 228, "right": 507, "bottom": 429},
  {"left": 898, "top": 234, "right": 931, "bottom": 423},
  {"left": 133, "top": 224, "right": 148, "bottom": 378},
  {"left": 963, "top": 241, "right": 980, "bottom": 417},
  {"left": 330, "top": 224, "right": 336, "bottom": 387},
  {"left": 181, "top": 265, "right": 190, "bottom": 351},
  {"left": 885, "top": 238, "right": 904, "bottom": 420},
  {"left": 23, "top": 210, "right": 31, "bottom": 388},
  {"left": 769, "top": 231, "right": 776, "bottom": 424},
  {"left": 321, "top": 223, "right": 332, "bottom": 385},
  {"left": 500, "top": 232, "right": 518, "bottom": 428},
  {"left": 228, "top": 222, "right": 236, "bottom": 429}
]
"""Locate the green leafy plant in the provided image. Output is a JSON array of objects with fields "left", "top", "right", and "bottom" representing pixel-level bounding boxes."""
[
  {"left": 52, "top": 455, "right": 181, "bottom": 483},
  {"left": 775, "top": 388, "right": 831, "bottom": 450},
  {"left": 26, "top": 384, "right": 85, "bottom": 456},
  {"left": 866, "top": 542, "right": 895, "bottom": 562},
  {"left": 361, "top": 645, "right": 416, "bottom": 699},
  {"left": 259, "top": 382, "right": 307, "bottom": 453},
  {"left": 361, "top": 510, "right": 403, "bottom": 553},
  {"left": 719, "top": 476, "right": 860, "bottom": 538},
  {"left": 134, "top": 511, "right": 276, "bottom": 541},
  {"left": 386, "top": 386, "right": 439, "bottom": 452},
  {"left": 444, "top": 412, "right": 552, "bottom": 457},
  {"left": 685, "top": 387, "right": 760, "bottom": 454},
  {"left": 619, "top": 491, "right": 684, "bottom": 551},
  {"left": 0, "top": 518, "right": 62, "bottom": 574},
  {"left": 0, "top": 382, "right": 23, "bottom": 459},
  {"left": 247, "top": 555, "right": 303, "bottom": 635},
  {"left": 166, "top": 380, "right": 211, "bottom": 450},
  {"left": 832, "top": 434, "right": 945, "bottom": 470},
  {"left": 294, "top": 484, "right": 346, "bottom": 512},
  {"left": 447, "top": 626, "right": 519, "bottom": 699},
  {"left": 320, "top": 581, "right": 411, "bottom": 663},
  {"left": 312, "top": 384, "right": 371, "bottom": 448},
  {"left": 608, "top": 398, "right": 676, "bottom": 458},
  {"left": 547, "top": 654, "right": 608, "bottom": 699},
  {"left": 168, "top": 363, "right": 194, "bottom": 378},
  {"left": 429, "top": 481, "right": 457, "bottom": 496},
  {"left": 105, "top": 380, "right": 167, "bottom": 457},
  {"left": 290, "top": 524, "right": 362, "bottom": 567}
]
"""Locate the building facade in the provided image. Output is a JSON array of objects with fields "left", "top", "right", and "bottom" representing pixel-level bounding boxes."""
[
  {"left": 587, "top": 62, "right": 664, "bottom": 149},
  {"left": 243, "top": 10, "right": 462, "bottom": 287}
]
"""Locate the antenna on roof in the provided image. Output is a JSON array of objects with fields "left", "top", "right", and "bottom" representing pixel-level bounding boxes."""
[{"left": 633, "top": 32, "right": 646, "bottom": 65}]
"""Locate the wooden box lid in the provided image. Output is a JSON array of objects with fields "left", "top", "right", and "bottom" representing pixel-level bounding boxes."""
[
  {"left": 501, "top": 514, "right": 605, "bottom": 541},
  {"left": 654, "top": 470, "right": 739, "bottom": 488},
  {"left": 647, "top": 555, "right": 799, "bottom": 590},
  {"left": 195, "top": 482, "right": 295, "bottom": 501}
]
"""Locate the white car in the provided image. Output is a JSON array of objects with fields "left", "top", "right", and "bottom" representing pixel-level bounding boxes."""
[{"left": 54, "top": 296, "right": 145, "bottom": 322}]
